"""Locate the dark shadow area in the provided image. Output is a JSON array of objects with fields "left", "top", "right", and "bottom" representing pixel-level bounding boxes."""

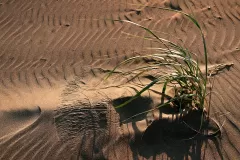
[
  {"left": 112, "top": 96, "right": 153, "bottom": 123},
  {"left": 3, "top": 106, "right": 41, "bottom": 119},
  {"left": 158, "top": 104, "right": 180, "bottom": 114},
  {"left": 129, "top": 110, "right": 223, "bottom": 160}
]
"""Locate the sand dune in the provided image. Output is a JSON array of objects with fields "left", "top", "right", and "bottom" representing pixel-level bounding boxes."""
[{"left": 0, "top": 0, "right": 240, "bottom": 159}]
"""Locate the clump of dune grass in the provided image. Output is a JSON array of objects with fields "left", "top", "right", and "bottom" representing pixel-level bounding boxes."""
[
  {"left": 106, "top": 8, "right": 222, "bottom": 137},
  {"left": 107, "top": 10, "right": 207, "bottom": 108}
]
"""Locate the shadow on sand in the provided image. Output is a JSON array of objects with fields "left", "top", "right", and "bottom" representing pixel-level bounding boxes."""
[{"left": 112, "top": 96, "right": 223, "bottom": 160}]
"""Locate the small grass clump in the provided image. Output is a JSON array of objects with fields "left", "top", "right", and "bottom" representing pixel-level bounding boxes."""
[
  {"left": 106, "top": 8, "right": 221, "bottom": 137},
  {"left": 107, "top": 9, "right": 208, "bottom": 111}
]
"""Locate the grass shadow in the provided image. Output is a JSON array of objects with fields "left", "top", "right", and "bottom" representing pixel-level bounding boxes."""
[
  {"left": 128, "top": 109, "right": 223, "bottom": 160},
  {"left": 112, "top": 96, "right": 153, "bottom": 123}
]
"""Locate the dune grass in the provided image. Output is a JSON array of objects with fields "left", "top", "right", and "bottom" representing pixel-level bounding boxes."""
[
  {"left": 104, "top": 7, "right": 224, "bottom": 138},
  {"left": 106, "top": 8, "right": 208, "bottom": 112}
]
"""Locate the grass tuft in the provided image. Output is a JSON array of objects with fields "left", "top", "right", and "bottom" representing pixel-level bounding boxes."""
[
  {"left": 105, "top": 8, "right": 224, "bottom": 138},
  {"left": 106, "top": 10, "right": 208, "bottom": 112}
]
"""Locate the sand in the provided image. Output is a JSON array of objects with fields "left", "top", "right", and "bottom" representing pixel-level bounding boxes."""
[{"left": 0, "top": 0, "right": 240, "bottom": 159}]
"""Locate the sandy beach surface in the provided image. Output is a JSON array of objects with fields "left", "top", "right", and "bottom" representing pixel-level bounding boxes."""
[{"left": 0, "top": 0, "right": 239, "bottom": 159}]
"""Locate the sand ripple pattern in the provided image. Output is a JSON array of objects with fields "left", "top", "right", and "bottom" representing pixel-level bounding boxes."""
[{"left": 0, "top": 0, "right": 240, "bottom": 159}]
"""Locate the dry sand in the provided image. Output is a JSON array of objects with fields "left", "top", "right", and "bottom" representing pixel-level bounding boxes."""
[{"left": 0, "top": 0, "right": 240, "bottom": 159}]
